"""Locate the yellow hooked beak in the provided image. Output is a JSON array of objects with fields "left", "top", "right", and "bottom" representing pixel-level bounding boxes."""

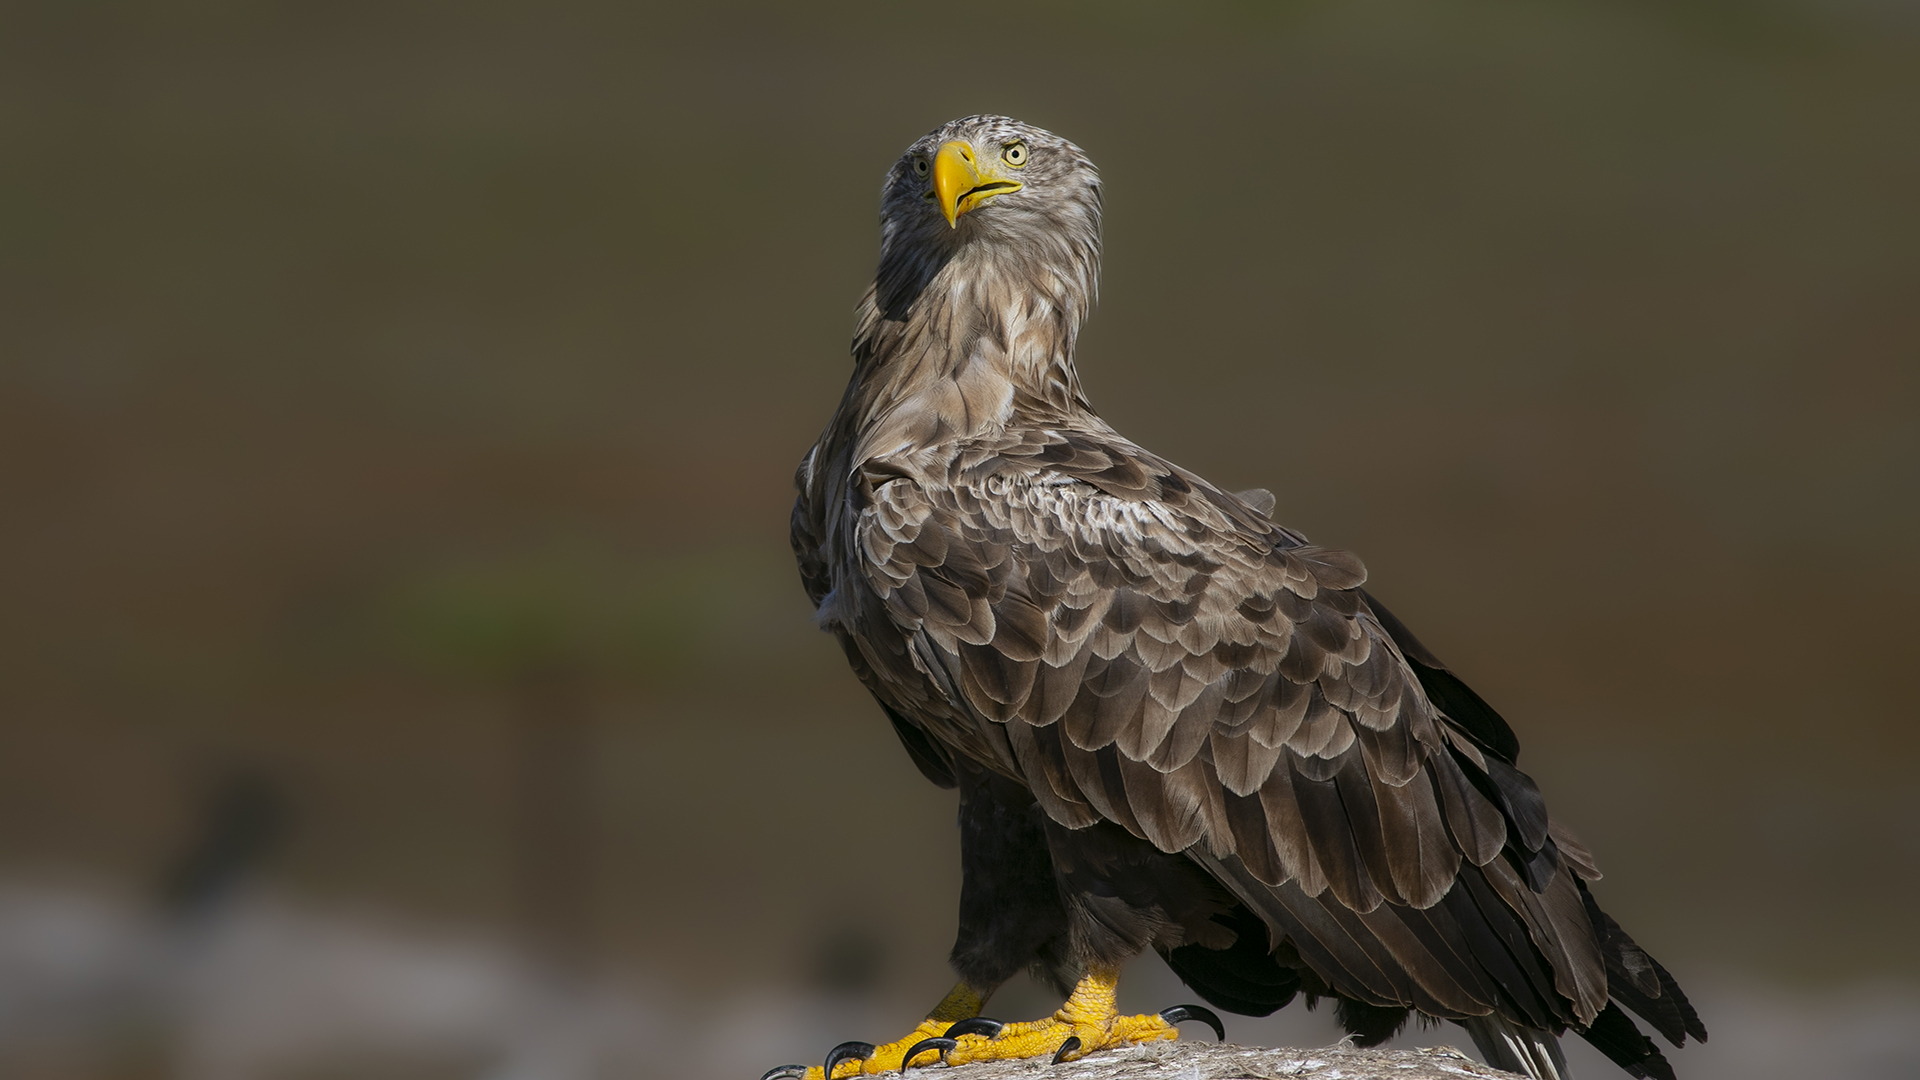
[{"left": 931, "top": 140, "right": 1023, "bottom": 228}]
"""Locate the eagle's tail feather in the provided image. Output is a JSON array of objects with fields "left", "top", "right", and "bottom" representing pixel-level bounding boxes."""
[{"left": 1460, "top": 1014, "right": 1572, "bottom": 1080}]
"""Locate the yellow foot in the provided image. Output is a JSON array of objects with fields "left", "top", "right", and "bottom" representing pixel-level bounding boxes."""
[
  {"left": 763, "top": 968, "right": 1224, "bottom": 1079},
  {"left": 806, "top": 1018, "right": 972, "bottom": 1080},
  {"left": 939, "top": 1009, "right": 1177, "bottom": 1066}
]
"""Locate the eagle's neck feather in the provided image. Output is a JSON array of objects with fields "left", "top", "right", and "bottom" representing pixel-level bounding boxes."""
[{"left": 841, "top": 243, "right": 1095, "bottom": 468}]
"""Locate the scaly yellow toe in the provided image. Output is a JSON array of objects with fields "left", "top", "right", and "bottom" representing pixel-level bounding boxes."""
[
  {"left": 788, "top": 965, "right": 1191, "bottom": 1079},
  {"left": 942, "top": 1011, "right": 1177, "bottom": 1067}
]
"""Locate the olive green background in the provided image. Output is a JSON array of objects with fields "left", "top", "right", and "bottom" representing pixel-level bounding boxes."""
[{"left": 2, "top": 1, "right": 1916, "bottom": 1077}]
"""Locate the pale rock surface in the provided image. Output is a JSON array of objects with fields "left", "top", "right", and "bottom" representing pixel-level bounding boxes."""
[{"left": 883, "top": 1040, "right": 1523, "bottom": 1080}]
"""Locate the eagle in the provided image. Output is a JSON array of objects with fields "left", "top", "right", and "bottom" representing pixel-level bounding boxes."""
[{"left": 781, "top": 115, "right": 1705, "bottom": 1080}]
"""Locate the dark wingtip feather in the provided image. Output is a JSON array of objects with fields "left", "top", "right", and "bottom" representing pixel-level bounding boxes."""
[
  {"left": 1576, "top": 879, "right": 1707, "bottom": 1047},
  {"left": 1653, "top": 952, "right": 1709, "bottom": 1044},
  {"left": 1579, "top": 1001, "right": 1676, "bottom": 1080}
]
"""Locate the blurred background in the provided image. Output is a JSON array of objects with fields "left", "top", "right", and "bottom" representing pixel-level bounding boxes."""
[{"left": 3, "top": 1, "right": 1917, "bottom": 1077}]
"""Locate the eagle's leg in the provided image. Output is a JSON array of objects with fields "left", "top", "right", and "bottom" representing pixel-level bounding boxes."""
[{"left": 778, "top": 762, "right": 1075, "bottom": 1080}]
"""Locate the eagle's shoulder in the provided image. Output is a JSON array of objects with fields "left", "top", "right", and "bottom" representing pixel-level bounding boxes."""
[{"left": 853, "top": 425, "right": 1295, "bottom": 561}]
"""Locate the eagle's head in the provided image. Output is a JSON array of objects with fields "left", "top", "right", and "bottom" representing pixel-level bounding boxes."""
[{"left": 873, "top": 116, "right": 1103, "bottom": 320}]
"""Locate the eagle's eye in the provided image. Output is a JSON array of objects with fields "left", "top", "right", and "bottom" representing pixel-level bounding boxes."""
[
  {"left": 912, "top": 156, "right": 929, "bottom": 177},
  {"left": 1002, "top": 141, "right": 1028, "bottom": 167}
]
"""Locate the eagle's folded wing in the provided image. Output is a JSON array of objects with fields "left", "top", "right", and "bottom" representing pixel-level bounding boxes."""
[{"left": 851, "top": 434, "right": 1609, "bottom": 1023}]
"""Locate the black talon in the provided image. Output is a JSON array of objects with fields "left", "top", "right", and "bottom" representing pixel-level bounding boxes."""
[
  {"left": 824, "top": 1041, "right": 877, "bottom": 1079},
  {"left": 940, "top": 1017, "right": 1005, "bottom": 1040},
  {"left": 1050, "top": 1036, "right": 1082, "bottom": 1064},
  {"left": 898, "top": 1036, "right": 957, "bottom": 1071},
  {"left": 1158, "top": 1004, "right": 1226, "bottom": 1041},
  {"left": 761, "top": 1067, "right": 809, "bottom": 1080}
]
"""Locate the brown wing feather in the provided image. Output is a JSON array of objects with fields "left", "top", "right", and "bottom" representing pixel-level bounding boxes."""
[{"left": 845, "top": 427, "right": 1606, "bottom": 1027}]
